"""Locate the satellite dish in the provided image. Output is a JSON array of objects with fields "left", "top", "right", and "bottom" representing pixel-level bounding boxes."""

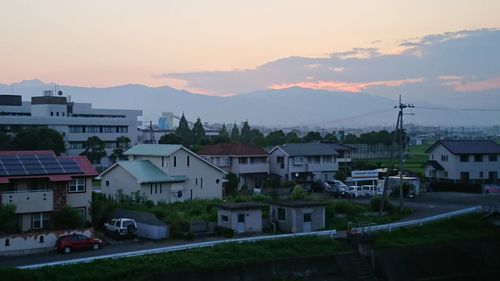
[{"left": 57, "top": 90, "right": 63, "bottom": 96}]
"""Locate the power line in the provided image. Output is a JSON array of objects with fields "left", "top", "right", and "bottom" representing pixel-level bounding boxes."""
[{"left": 414, "top": 106, "right": 500, "bottom": 112}]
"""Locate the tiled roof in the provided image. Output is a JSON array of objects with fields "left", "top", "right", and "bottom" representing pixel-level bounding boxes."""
[
  {"left": 124, "top": 144, "right": 182, "bottom": 157},
  {"left": 427, "top": 140, "right": 500, "bottom": 154},
  {"left": 116, "top": 160, "right": 187, "bottom": 184},
  {"left": 277, "top": 143, "right": 339, "bottom": 156},
  {"left": 198, "top": 143, "right": 268, "bottom": 156}
]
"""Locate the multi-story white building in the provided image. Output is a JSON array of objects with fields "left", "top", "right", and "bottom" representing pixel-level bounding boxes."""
[
  {"left": 198, "top": 143, "right": 269, "bottom": 189},
  {"left": 0, "top": 92, "right": 142, "bottom": 167},
  {"left": 424, "top": 140, "right": 500, "bottom": 183},
  {"left": 269, "top": 143, "right": 339, "bottom": 183},
  {"left": 98, "top": 144, "right": 227, "bottom": 204}
]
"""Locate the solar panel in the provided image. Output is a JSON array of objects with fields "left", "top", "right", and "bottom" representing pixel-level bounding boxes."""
[
  {"left": 0, "top": 170, "right": 7, "bottom": 176},
  {"left": 6, "top": 169, "right": 27, "bottom": 176},
  {"left": 0, "top": 152, "right": 85, "bottom": 177}
]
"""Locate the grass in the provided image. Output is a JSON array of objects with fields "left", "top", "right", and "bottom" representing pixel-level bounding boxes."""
[
  {"left": 0, "top": 237, "right": 350, "bottom": 281},
  {"left": 325, "top": 200, "right": 411, "bottom": 230},
  {"left": 374, "top": 214, "right": 500, "bottom": 248}
]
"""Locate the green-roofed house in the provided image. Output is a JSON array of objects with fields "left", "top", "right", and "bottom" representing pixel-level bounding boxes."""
[{"left": 98, "top": 144, "right": 227, "bottom": 203}]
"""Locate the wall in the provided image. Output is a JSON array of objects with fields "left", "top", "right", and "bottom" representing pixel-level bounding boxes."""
[
  {"left": 270, "top": 205, "right": 325, "bottom": 233},
  {"left": 101, "top": 165, "right": 141, "bottom": 199},
  {"left": 66, "top": 177, "right": 93, "bottom": 222},
  {"left": 0, "top": 228, "right": 93, "bottom": 256},
  {"left": 217, "top": 209, "right": 262, "bottom": 233}
]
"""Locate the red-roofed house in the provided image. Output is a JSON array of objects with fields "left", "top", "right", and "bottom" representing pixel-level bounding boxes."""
[
  {"left": 198, "top": 143, "right": 269, "bottom": 189},
  {"left": 0, "top": 151, "right": 97, "bottom": 232}
]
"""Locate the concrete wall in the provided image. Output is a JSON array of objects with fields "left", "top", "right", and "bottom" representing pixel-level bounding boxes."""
[
  {"left": 270, "top": 205, "right": 325, "bottom": 233},
  {"left": 217, "top": 209, "right": 262, "bottom": 233},
  {"left": 0, "top": 228, "right": 94, "bottom": 256}
]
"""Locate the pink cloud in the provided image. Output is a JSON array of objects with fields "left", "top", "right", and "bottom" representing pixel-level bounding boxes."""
[
  {"left": 439, "top": 76, "right": 500, "bottom": 92},
  {"left": 269, "top": 78, "right": 423, "bottom": 93}
]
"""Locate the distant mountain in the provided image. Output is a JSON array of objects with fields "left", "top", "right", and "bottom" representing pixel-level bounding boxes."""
[{"left": 0, "top": 80, "right": 497, "bottom": 127}]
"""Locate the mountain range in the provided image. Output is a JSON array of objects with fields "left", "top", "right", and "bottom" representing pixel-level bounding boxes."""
[{"left": 0, "top": 80, "right": 498, "bottom": 128}]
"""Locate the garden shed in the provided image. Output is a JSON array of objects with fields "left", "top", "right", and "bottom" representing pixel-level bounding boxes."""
[
  {"left": 111, "top": 208, "right": 168, "bottom": 240},
  {"left": 216, "top": 202, "right": 267, "bottom": 234},
  {"left": 269, "top": 201, "right": 326, "bottom": 233}
]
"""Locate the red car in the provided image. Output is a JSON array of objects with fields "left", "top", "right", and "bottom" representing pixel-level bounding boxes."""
[{"left": 55, "top": 234, "right": 103, "bottom": 254}]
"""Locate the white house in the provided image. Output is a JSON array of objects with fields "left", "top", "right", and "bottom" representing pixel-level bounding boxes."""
[
  {"left": 98, "top": 144, "right": 227, "bottom": 203},
  {"left": 198, "top": 143, "right": 269, "bottom": 189},
  {"left": 423, "top": 140, "right": 500, "bottom": 183},
  {"left": 269, "top": 143, "right": 339, "bottom": 183},
  {"left": 0, "top": 92, "right": 142, "bottom": 167}
]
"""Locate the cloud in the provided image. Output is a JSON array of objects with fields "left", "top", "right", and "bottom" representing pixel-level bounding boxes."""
[
  {"left": 161, "top": 28, "right": 500, "bottom": 98},
  {"left": 269, "top": 78, "right": 423, "bottom": 93}
]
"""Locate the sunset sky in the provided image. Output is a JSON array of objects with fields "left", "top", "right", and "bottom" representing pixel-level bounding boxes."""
[{"left": 1, "top": 0, "right": 500, "bottom": 96}]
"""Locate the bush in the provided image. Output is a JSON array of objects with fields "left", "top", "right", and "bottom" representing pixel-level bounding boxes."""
[
  {"left": 215, "top": 226, "right": 235, "bottom": 238},
  {"left": 369, "top": 197, "right": 395, "bottom": 214},
  {"left": 283, "top": 181, "right": 296, "bottom": 188},
  {"left": 0, "top": 204, "right": 17, "bottom": 234},
  {"left": 169, "top": 220, "right": 190, "bottom": 239},
  {"left": 288, "top": 186, "right": 308, "bottom": 200},
  {"left": 264, "top": 177, "right": 280, "bottom": 189},
  {"left": 53, "top": 206, "right": 85, "bottom": 230}
]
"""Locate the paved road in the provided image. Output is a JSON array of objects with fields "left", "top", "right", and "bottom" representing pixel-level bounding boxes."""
[{"left": 1, "top": 192, "right": 498, "bottom": 268}]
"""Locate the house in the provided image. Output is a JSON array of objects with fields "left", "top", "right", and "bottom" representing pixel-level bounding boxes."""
[
  {"left": 423, "top": 140, "right": 500, "bottom": 183},
  {"left": 198, "top": 143, "right": 269, "bottom": 189},
  {"left": 0, "top": 150, "right": 97, "bottom": 232},
  {"left": 321, "top": 141, "right": 354, "bottom": 170},
  {"left": 217, "top": 202, "right": 267, "bottom": 234},
  {"left": 0, "top": 92, "right": 142, "bottom": 167},
  {"left": 98, "top": 144, "right": 227, "bottom": 203},
  {"left": 269, "top": 143, "right": 339, "bottom": 183},
  {"left": 269, "top": 201, "right": 326, "bottom": 233}
]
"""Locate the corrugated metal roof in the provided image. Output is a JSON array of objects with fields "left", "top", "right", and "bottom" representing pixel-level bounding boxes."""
[
  {"left": 278, "top": 143, "right": 339, "bottom": 156},
  {"left": 117, "top": 160, "right": 187, "bottom": 183},
  {"left": 124, "top": 144, "right": 182, "bottom": 156},
  {"left": 427, "top": 140, "right": 500, "bottom": 154}
]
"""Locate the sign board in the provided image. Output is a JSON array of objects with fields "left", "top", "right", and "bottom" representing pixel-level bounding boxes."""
[{"left": 351, "top": 170, "right": 379, "bottom": 181}]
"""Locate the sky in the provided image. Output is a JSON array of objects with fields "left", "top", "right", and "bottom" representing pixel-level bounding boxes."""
[{"left": 1, "top": 0, "right": 500, "bottom": 97}]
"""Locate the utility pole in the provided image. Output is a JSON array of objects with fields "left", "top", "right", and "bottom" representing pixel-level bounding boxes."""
[{"left": 396, "top": 95, "right": 414, "bottom": 211}]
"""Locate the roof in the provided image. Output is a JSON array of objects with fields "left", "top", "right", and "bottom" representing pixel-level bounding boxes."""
[
  {"left": 320, "top": 141, "right": 356, "bottom": 151},
  {"left": 426, "top": 140, "right": 500, "bottom": 155},
  {"left": 274, "top": 143, "right": 339, "bottom": 156},
  {"left": 124, "top": 144, "right": 182, "bottom": 156},
  {"left": 198, "top": 143, "right": 267, "bottom": 156},
  {"left": 108, "top": 160, "right": 187, "bottom": 184},
  {"left": 270, "top": 200, "right": 327, "bottom": 208},
  {"left": 60, "top": 156, "right": 98, "bottom": 177},
  {"left": 217, "top": 202, "right": 268, "bottom": 210},
  {"left": 422, "top": 160, "right": 444, "bottom": 171}
]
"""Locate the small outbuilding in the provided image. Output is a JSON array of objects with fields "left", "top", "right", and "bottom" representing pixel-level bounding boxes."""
[
  {"left": 270, "top": 201, "right": 327, "bottom": 233},
  {"left": 216, "top": 202, "right": 267, "bottom": 234}
]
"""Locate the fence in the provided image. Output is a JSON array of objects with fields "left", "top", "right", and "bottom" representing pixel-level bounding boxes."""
[
  {"left": 349, "top": 206, "right": 482, "bottom": 234},
  {"left": 18, "top": 229, "right": 337, "bottom": 269}
]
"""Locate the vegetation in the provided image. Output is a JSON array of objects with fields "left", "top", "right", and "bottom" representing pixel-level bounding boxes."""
[
  {"left": 53, "top": 207, "right": 85, "bottom": 230},
  {"left": 9, "top": 127, "right": 65, "bottom": 154},
  {"left": 109, "top": 136, "right": 131, "bottom": 163},
  {"left": 0, "top": 204, "right": 17, "bottom": 234},
  {"left": 288, "top": 186, "right": 309, "bottom": 200},
  {"left": 80, "top": 136, "right": 107, "bottom": 165},
  {"left": 374, "top": 214, "right": 500, "bottom": 248},
  {"left": 0, "top": 237, "right": 350, "bottom": 281}
]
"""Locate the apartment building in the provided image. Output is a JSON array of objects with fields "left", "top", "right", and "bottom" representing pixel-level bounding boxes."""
[{"left": 0, "top": 92, "right": 142, "bottom": 167}]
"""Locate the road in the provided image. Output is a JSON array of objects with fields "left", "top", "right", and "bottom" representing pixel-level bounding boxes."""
[{"left": 1, "top": 192, "right": 498, "bottom": 268}]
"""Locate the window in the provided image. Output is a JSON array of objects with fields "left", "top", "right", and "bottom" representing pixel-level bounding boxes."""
[
  {"left": 323, "top": 156, "right": 332, "bottom": 163},
  {"left": 32, "top": 212, "right": 50, "bottom": 230},
  {"left": 187, "top": 156, "right": 190, "bottom": 167},
  {"left": 69, "top": 178, "right": 85, "bottom": 193},
  {"left": 441, "top": 155, "right": 448, "bottom": 161},
  {"left": 474, "top": 155, "right": 483, "bottom": 162},
  {"left": 221, "top": 215, "right": 229, "bottom": 222},
  {"left": 216, "top": 179, "right": 220, "bottom": 184},
  {"left": 431, "top": 154, "right": 434, "bottom": 160},
  {"left": 294, "top": 156, "right": 304, "bottom": 165},
  {"left": 303, "top": 213, "right": 312, "bottom": 222},
  {"left": 201, "top": 178, "right": 203, "bottom": 189},
  {"left": 50, "top": 112, "right": 53, "bottom": 116},
  {"left": 479, "top": 171, "right": 484, "bottom": 178},
  {"left": 489, "top": 172, "right": 498, "bottom": 183},
  {"left": 174, "top": 156, "right": 177, "bottom": 167},
  {"left": 489, "top": 155, "right": 498, "bottom": 162},
  {"left": 277, "top": 156, "right": 284, "bottom": 169},
  {"left": 444, "top": 171, "right": 448, "bottom": 177},
  {"left": 105, "top": 180, "right": 109, "bottom": 186},
  {"left": 56, "top": 112, "right": 59, "bottom": 116},
  {"left": 220, "top": 156, "right": 230, "bottom": 167},
  {"left": 239, "top": 157, "right": 248, "bottom": 165},
  {"left": 196, "top": 178, "right": 198, "bottom": 185},
  {"left": 238, "top": 214, "right": 245, "bottom": 223},
  {"left": 460, "top": 155, "right": 469, "bottom": 162},
  {"left": 277, "top": 208, "right": 286, "bottom": 221}
]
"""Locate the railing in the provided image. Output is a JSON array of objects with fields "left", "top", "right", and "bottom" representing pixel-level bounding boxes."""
[
  {"left": 18, "top": 229, "right": 337, "bottom": 270},
  {"left": 349, "top": 206, "right": 482, "bottom": 234},
  {"left": 1, "top": 189, "right": 54, "bottom": 213}
]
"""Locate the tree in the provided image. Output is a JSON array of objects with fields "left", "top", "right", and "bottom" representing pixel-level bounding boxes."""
[
  {"left": 324, "top": 132, "right": 338, "bottom": 142},
  {"left": 81, "top": 136, "right": 107, "bottom": 165},
  {"left": 214, "top": 124, "right": 230, "bottom": 143},
  {"left": 159, "top": 133, "right": 182, "bottom": 144},
  {"left": 224, "top": 173, "right": 239, "bottom": 195},
  {"left": 249, "top": 129, "right": 266, "bottom": 147},
  {"left": 110, "top": 136, "right": 131, "bottom": 163},
  {"left": 0, "top": 132, "right": 12, "bottom": 150},
  {"left": 230, "top": 124, "right": 240, "bottom": 143},
  {"left": 343, "top": 134, "right": 358, "bottom": 144},
  {"left": 12, "top": 127, "right": 66, "bottom": 154},
  {"left": 266, "top": 130, "right": 286, "bottom": 146},
  {"left": 175, "top": 113, "right": 194, "bottom": 147},
  {"left": 192, "top": 117, "right": 207, "bottom": 144},
  {"left": 303, "top": 131, "right": 322, "bottom": 142},
  {"left": 240, "top": 121, "right": 252, "bottom": 144},
  {"left": 0, "top": 204, "right": 17, "bottom": 234},
  {"left": 53, "top": 206, "right": 85, "bottom": 229},
  {"left": 285, "top": 131, "right": 302, "bottom": 143}
]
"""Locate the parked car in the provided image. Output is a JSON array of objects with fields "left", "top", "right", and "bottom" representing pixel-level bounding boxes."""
[
  {"left": 104, "top": 218, "right": 138, "bottom": 239},
  {"left": 347, "top": 186, "right": 362, "bottom": 198},
  {"left": 55, "top": 234, "right": 102, "bottom": 254},
  {"left": 326, "top": 180, "right": 348, "bottom": 197},
  {"left": 311, "top": 180, "right": 331, "bottom": 193}
]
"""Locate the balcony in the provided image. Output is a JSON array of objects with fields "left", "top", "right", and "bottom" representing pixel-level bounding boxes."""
[
  {"left": 306, "top": 162, "right": 338, "bottom": 172},
  {"left": 1, "top": 189, "right": 54, "bottom": 213},
  {"left": 237, "top": 163, "right": 269, "bottom": 174}
]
